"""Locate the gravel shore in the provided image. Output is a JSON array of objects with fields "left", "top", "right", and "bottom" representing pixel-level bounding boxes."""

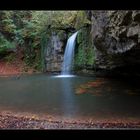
[{"left": 0, "top": 112, "right": 140, "bottom": 129}]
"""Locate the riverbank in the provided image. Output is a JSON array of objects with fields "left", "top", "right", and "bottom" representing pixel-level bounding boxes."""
[
  {"left": 0, "top": 59, "right": 40, "bottom": 76},
  {"left": 0, "top": 111, "right": 140, "bottom": 129}
]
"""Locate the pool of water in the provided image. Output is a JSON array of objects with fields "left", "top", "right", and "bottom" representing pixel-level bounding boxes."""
[{"left": 0, "top": 74, "right": 140, "bottom": 120}]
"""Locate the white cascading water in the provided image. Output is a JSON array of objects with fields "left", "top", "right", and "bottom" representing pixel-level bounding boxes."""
[
  {"left": 54, "top": 31, "right": 78, "bottom": 78},
  {"left": 61, "top": 31, "right": 78, "bottom": 76}
]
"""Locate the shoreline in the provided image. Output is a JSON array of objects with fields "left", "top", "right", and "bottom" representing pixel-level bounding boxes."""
[{"left": 0, "top": 110, "right": 140, "bottom": 129}]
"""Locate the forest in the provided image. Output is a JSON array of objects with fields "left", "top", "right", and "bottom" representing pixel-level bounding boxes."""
[
  {"left": 0, "top": 10, "right": 140, "bottom": 129},
  {"left": 0, "top": 11, "right": 92, "bottom": 74}
]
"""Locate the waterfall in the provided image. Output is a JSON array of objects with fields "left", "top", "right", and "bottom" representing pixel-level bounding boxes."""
[{"left": 61, "top": 31, "right": 78, "bottom": 75}]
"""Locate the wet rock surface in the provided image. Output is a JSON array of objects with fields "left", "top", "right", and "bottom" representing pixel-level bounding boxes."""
[{"left": 44, "top": 31, "right": 66, "bottom": 72}]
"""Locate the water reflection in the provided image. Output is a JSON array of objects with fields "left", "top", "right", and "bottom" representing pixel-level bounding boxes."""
[
  {"left": 0, "top": 74, "right": 140, "bottom": 120},
  {"left": 59, "top": 77, "right": 77, "bottom": 118}
]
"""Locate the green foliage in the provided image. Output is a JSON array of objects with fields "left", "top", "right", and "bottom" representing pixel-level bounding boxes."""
[
  {"left": 0, "top": 11, "right": 41, "bottom": 70},
  {"left": 14, "top": 29, "right": 24, "bottom": 45},
  {"left": 31, "top": 11, "right": 78, "bottom": 30},
  {"left": 31, "top": 11, "right": 90, "bottom": 31},
  {"left": 75, "top": 47, "right": 85, "bottom": 68},
  {"left": 0, "top": 34, "right": 16, "bottom": 53},
  {"left": 86, "top": 47, "right": 95, "bottom": 65},
  {"left": 2, "top": 19, "right": 16, "bottom": 33},
  {"left": 0, "top": 10, "right": 92, "bottom": 72},
  {"left": 4, "top": 53, "right": 16, "bottom": 63},
  {"left": 0, "top": 11, "right": 16, "bottom": 34},
  {"left": 74, "top": 28, "right": 95, "bottom": 70},
  {"left": 74, "top": 11, "right": 91, "bottom": 29},
  {"left": 40, "top": 31, "right": 48, "bottom": 71}
]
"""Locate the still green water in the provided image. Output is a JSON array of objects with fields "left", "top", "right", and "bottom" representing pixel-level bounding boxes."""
[{"left": 0, "top": 74, "right": 140, "bottom": 120}]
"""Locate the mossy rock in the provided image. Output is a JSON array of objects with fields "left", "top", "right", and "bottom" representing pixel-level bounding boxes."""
[{"left": 74, "top": 27, "right": 95, "bottom": 71}]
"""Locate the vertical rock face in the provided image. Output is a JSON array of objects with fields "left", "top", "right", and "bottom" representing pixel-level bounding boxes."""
[
  {"left": 45, "top": 31, "right": 66, "bottom": 72},
  {"left": 89, "top": 11, "right": 140, "bottom": 72},
  {"left": 74, "top": 26, "right": 94, "bottom": 71}
]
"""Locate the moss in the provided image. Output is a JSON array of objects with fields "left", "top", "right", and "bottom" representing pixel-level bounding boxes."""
[
  {"left": 75, "top": 46, "right": 85, "bottom": 69},
  {"left": 74, "top": 11, "right": 91, "bottom": 30},
  {"left": 77, "top": 30, "right": 83, "bottom": 44},
  {"left": 86, "top": 47, "right": 95, "bottom": 65},
  {"left": 40, "top": 31, "right": 49, "bottom": 71},
  {"left": 74, "top": 27, "right": 95, "bottom": 71}
]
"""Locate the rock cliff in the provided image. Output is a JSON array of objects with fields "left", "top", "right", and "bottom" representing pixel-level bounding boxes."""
[{"left": 88, "top": 10, "right": 140, "bottom": 76}]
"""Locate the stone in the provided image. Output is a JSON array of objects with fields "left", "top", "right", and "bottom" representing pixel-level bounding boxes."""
[
  {"left": 87, "top": 10, "right": 140, "bottom": 76},
  {"left": 132, "top": 11, "right": 140, "bottom": 22},
  {"left": 44, "top": 31, "right": 66, "bottom": 72},
  {"left": 127, "top": 25, "right": 140, "bottom": 38}
]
